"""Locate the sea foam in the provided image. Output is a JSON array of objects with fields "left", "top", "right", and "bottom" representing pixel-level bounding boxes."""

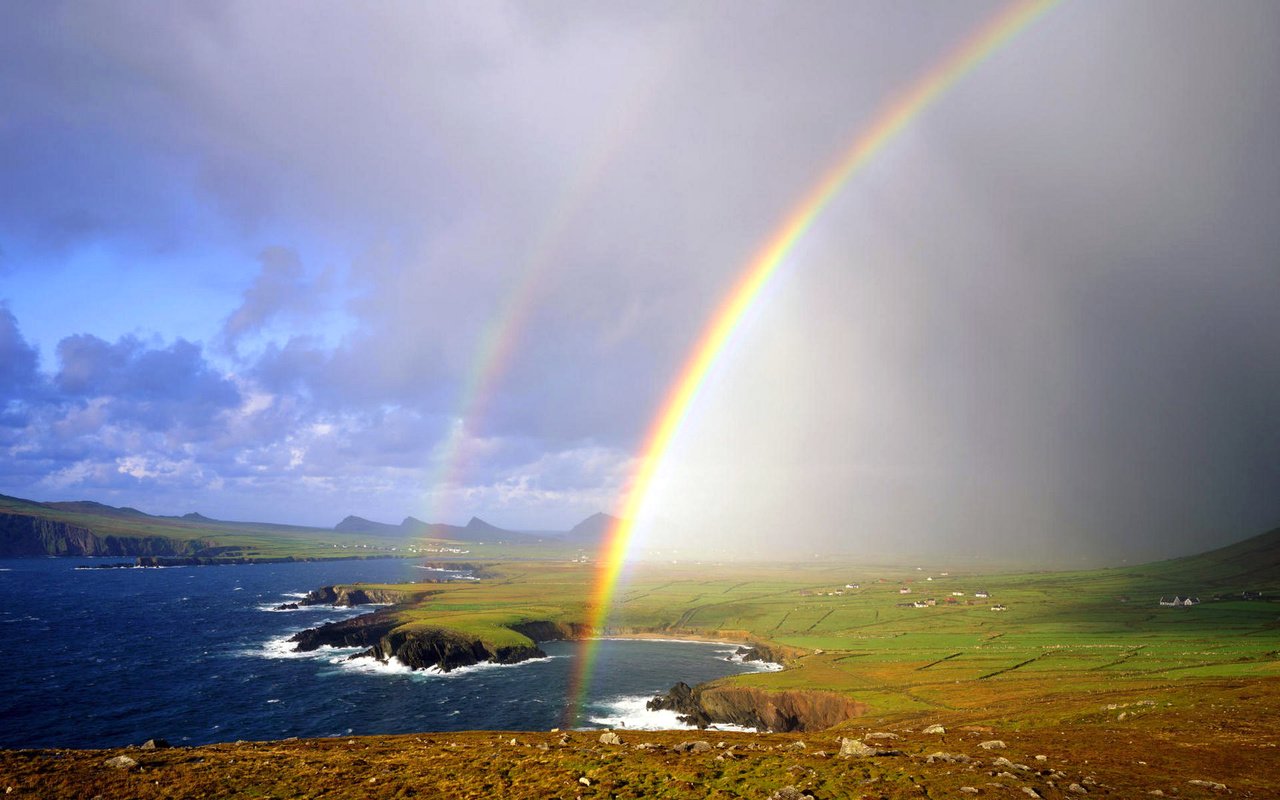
[{"left": 585, "top": 695, "right": 759, "bottom": 732}]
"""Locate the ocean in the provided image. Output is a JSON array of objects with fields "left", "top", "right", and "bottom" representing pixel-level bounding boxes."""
[{"left": 0, "top": 557, "right": 774, "bottom": 749}]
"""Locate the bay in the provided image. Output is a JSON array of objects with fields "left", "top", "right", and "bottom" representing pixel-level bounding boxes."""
[{"left": 0, "top": 557, "right": 771, "bottom": 748}]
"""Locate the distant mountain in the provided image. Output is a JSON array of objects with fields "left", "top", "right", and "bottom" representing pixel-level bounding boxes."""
[
  {"left": 567, "top": 512, "right": 620, "bottom": 542},
  {"left": 334, "top": 515, "right": 403, "bottom": 535},
  {"left": 397, "top": 515, "right": 524, "bottom": 542}
]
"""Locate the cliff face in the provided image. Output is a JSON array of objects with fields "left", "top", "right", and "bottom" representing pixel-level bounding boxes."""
[
  {"left": 291, "top": 610, "right": 403, "bottom": 651},
  {"left": 0, "top": 513, "right": 204, "bottom": 557},
  {"left": 648, "top": 681, "right": 864, "bottom": 732}
]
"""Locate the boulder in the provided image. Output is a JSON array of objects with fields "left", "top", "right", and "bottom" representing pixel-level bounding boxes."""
[
  {"left": 104, "top": 755, "right": 137, "bottom": 770},
  {"left": 978, "top": 740, "right": 1007, "bottom": 750},
  {"left": 769, "top": 787, "right": 813, "bottom": 800},
  {"left": 839, "top": 738, "right": 899, "bottom": 757},
  {"left": 674, "top": 740, "right": 712, "bottom": 753},
  {"left": 923, "top": 724, "right": 946, "bottom": 734},
  {"left": 926, "top": 751, "right": 971, "bottom": 764},
  {"left": 1188, "top": 780, "right": 1227, "bottom": 792},
  {"left": 598, "top": 732, "right": 623, "bottom": 746},
  {"left": 994, "top": 756, "right": 1031, "bottom": 772},
  {"left": 140, "top": 738, "right": 170, "bottom": 750}
]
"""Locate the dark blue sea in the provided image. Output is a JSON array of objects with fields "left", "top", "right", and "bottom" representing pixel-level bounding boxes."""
[{"left": 0, "top": 557, "right": 774, "bottom": 749}]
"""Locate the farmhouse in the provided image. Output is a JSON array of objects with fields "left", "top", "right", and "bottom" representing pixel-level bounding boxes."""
[
  {"left": 899, "top": 587, "right": 912, "bottom": 594},
  {"left": 990, "top": 604, "right": 1007, "bottom": 612},
  {"left": 974, "top": 590, "right": 990, "bottom": 599},
  {"left": 1159, "top": 596, "right": 1201, "bottom": 607},
  {"left": 1242, "top": 590, "right": 1262, "bottom": 601}
]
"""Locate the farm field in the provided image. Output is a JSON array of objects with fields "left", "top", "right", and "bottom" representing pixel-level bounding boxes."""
[{"left": 300, "top": 525, "right": 1280, "bottom": 732}]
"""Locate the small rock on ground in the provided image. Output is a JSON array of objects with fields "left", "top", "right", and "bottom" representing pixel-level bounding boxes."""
[
  {"left": 769, "top": 787, "right": 814, "bottom": 800},
  {"left": 839, "top": 738, "right": 899, "bottom": 757},
  {"left": 922, "top": 724, "right": 946, "bottom": 734},
  {"left": 978, "top": 740, "right": 1007, "bottom": 750},
  {"left": 104, "top": 755, "right": 137, "bottom": 770}
]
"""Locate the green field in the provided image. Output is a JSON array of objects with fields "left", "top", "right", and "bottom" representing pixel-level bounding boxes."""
[{"left": 297, "top": 526, "right": 1280, "bottom": 733}]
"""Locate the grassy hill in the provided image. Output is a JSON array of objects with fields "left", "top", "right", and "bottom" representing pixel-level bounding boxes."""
[{"left": 0, "top": 493, "right": 408, "bottom": 559}]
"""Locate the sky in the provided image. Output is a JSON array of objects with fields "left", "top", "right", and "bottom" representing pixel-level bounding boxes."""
[{"left": 2, "top": 1, "right": 1278, "bottom": 564}]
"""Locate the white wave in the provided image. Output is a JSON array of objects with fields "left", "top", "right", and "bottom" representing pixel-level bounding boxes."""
[
  {"left": 246, "top": 634, "right": 364, "bottom": 661},
  {"left": 283, "top": 592, "right": 309, "bottom": 599},
  {"left": 233, "top": 586, "right": 243, "bottom": 591},
  {"left": 722, "top": 651, "right": 784, "bottom": 672},
  {"left": 423, "top": 654, "right": 557, "bottom": 677},
  {"left": 330, "top": 652, "right": 556, "bottom": 679},
  {"left": 255, "top": 602, "right": 356, "bottom": 613},
  {"left": 587, "top": 695, "right": 762, "bottom": 732},
  {"left": 255, "top": 600, "right": 390, "bottom": 614},
  {"left": 332, "top": 653, "right": 416, "bottom": 676}
]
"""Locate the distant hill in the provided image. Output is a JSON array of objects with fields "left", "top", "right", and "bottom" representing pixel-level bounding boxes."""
[
  {"left": 1132, "top": 524, "right": 1280, "bottom": 589},
  {"left": 334, "top": 515, "right": 403, "bottom": 535},
  {"left": 397, "top": 515, "right": 526, "bottom": 542},
  {"left": 334, "top": 511, "right": 618, "bottom": 543},
  {"left": 45, "top": 500, "right": 151, "bottom": 518},
  {"left": 567, "top": 512, "right": 619, "bottom": 542}
]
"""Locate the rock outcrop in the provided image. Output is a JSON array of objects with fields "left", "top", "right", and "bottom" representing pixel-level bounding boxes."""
[
  {"left": 648, "top": 682, "right": 864, "bottom": 732},
  {"left": 298, "top": 585, "right": 433, "bottom": 607},
  {"left": 359, "top": 626, "right": 545, "bottom": 671},
  {"left": 290, "top": 610, "right": 567, "bottom": 672}
]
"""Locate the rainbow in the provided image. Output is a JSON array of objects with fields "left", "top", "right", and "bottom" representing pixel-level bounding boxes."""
[
  {"left": 562, "top": 0, "right": 1061, "bottom": 726},
  {"left": 417, "top": 51, "right": 678, "bottom": 524}
]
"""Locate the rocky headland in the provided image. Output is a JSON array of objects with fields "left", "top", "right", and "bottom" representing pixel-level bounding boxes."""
[
  {"left": 289, "top": 604, "right": 590, "bottom": 673},
  {"left": 648, "top": 681, "right": 865, "bottom": 732}
]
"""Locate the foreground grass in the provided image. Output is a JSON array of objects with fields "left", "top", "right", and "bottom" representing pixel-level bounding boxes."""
[{"left": 6, "top": 680, "right": 1278, "bottom": 799}]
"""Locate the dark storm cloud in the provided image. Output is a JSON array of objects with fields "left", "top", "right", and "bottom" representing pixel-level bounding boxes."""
[{"left": 0, "top": 1, "right": 1277, "bottom": 548}]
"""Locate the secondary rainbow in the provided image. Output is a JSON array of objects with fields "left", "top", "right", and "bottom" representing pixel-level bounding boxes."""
[{"left": 562, "top": 0, "right": 1061, "bottom": 726}]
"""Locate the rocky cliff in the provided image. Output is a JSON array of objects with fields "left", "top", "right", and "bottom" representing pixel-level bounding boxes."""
[
  {"left": 296, "top": 584, "right": 435, "bottom": 607},
  {"left": 648, "top": 681, "right": 864, "bottom": 732},
  {"left": 0, "top": 513, "right": 206, "bottom": 557},
  {"left": 290, "top": 610, "right": 557, "bottom": 672}
]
